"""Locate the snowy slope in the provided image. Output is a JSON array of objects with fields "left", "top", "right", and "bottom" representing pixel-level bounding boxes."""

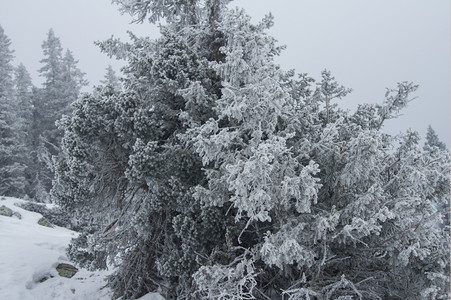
[{"left": 0, "top": 197, "right": 164, "bottom": 300}]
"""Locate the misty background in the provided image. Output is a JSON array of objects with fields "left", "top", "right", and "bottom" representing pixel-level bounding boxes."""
[{"left": 0, "top": 0, "right": 449, "bottom": 146}]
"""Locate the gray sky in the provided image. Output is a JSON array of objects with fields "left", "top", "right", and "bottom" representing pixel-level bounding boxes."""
[{"left": 0, "top": 0, "right": 449, "bottom": 146}]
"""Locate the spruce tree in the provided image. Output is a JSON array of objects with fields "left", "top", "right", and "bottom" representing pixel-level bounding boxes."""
[
  {"left": 424, "top": 125, "right": 447, "bottom": 152},
  {"left": 13, "top": 63, "right": 35, "bottom": 196},
  {"left": 31, "top": 29, "right": 87, "bottom": 201},
  {"left": 100, "top": 65, "right": 121, "bottom": 92},
  {"left": 0, "top": 25, "right": 27, "bottom": 197},
  {"left": 14, "top": 63, "right": 34, "bottom": 125}
]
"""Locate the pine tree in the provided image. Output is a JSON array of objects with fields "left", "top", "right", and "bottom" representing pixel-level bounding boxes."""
[
  {"left": 59, "top": 50, "right": 88, "bottom": 113},
  {"left": 0, "top": 25, "right": 27, "bottom": 197},
  {"left": 0, "top": 26, "right": 14, "bottom": 93},
  {"left": 14, "top": 63, "right": 35, "bottom": 196},
  {"left": 14, "top": 63, "right": 34, "bottom": 123},
  {"left": 112, "top": 0, "right": 201, "bottom": 25},
  {"left": 30, "top": 29, "right": 87, "bottom": 201},
  {"left": 100, "top": 65, "right": 121, "bottom": 92},
  {"left": 54, "top": 2, "right": 450, "bottom": 299},
  {"left": 424, "top": 124, "right": 447, "bottom": 151},
  {"left": 423, "top": 125, "right": 450, "bottom": 231}
]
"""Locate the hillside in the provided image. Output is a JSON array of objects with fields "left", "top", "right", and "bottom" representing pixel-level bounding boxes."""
[{"left": 0, "top": 197, "right": 163, "bottom": 300}]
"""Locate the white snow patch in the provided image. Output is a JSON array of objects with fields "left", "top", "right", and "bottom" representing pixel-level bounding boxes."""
[
  {"left": 0, "top": 197, "right": 114, "bottom": 299},
  {"left": 0, "top": 196, "right": 165, "bottom": 300}
]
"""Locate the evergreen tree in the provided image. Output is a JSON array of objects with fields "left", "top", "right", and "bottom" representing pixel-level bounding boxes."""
[
  {"left": 31, "top": 29, "right": 87, "bottom": 201},
  {"left": 54, "top": 16, "right": 228, "bottom": 297},
  {"left": 424, "top": 125, "right": 447, "bottom": 152},
  {"left": 0, "top": 25, "right": 27, "bottom": 197},
  {"left": 14, "top": 63, "right": 34, "bottom": 123},
  {"left": 14, "top": 63, "right": 35, "bottom": 196},
  {"left": 54, "top": 2, "right": 450, "bottom": 299},
  {"left": 112, "top": 0, "right": 201, "bottom": 25},
  {"left": 100, "top": 65, "right": 121, "bottom": 92},
  {"left": 423, "top": 125, "right": 450, "bottom": 230},
  {"left": 0, "top": 26, "right": 14, "bottom": 93}
]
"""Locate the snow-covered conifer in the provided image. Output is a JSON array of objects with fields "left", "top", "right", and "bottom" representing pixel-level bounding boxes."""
[
  {"left": 54, "top": 2, "right": 450, "bottom": 299},
  {"left": 100, "top": 65, "right": 121, "bottom": 92},
  {"left": 0, "top": 25, "right": 27, "bottom": 197},
  {"left": 13, "top": 63, "right": 35, "bottom": 196},
  {"left": 30, "top": 29, "right": 87, "bottom": 201},
  {"left": 424, "top": 124, "right": 447, "bottom": 152}
]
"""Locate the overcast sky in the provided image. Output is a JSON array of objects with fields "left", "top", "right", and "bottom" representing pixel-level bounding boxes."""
[{"left": 0, "top": 0, "right": 449, "bottom": 146}]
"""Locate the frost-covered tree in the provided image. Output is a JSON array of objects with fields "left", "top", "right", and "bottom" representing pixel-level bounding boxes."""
[
  {"left": 312, "top": 69, "right": 352, "bottom": 124},
  {"left": 14, "top": 63, "right": 34, "bottom": 126},
  {"left": 54, "top": 2, "right": 450, "bottom": 299},
  {"left": 0, "top": 25, "right": 27, "bottom": 197},
  {"left": 100, "top": 65, "right": 121, "bottom": 92},
  {"left": 423, "top": 125, "right": 450, "bottom": 231},
  {"left": 424, "top": 125, "right": 447, "bottom": 152},
  {"left": 0, "top": 26, "right": 14, "bottom": 93},
  {"left": 187, "top": 10, "right": 449, "bottom": 299},
  {"left": 13, "top": 63, "right": 35, "bottom": 196},
  {"left": 31, "top": 29, "right": 87, "bottom": 201},
  {"left": 54, "top": 10, "right": 228, "bottom": 296},
  {"left": 113, "top": 0, "right": 200, "bottom": 25},
  {"left": 60, "top": 49, "right": 88, "bottom": 110}
]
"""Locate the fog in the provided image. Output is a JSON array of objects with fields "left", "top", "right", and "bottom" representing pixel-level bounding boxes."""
[{"left": 0, "top": 0, "right": 449, "bottom": 145}]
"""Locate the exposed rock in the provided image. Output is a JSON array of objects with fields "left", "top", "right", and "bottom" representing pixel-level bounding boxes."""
[
  {"left": 13, "top": 211, "right": 22, "bottom": 219},
  {"left": 56, "top": 263, "right": 78, "bottom": 278},
  {"left": 15, "top": 201, "right": 74, "bottom": 230},
  {"left": 38, "top": 217, "right": 53, "bottom": 228},
  {"left": 37, "top": 273, "right": 54, "bottom": 283},
  {"left": 0, "top": 205, "right": 13, "bottom": 217}
]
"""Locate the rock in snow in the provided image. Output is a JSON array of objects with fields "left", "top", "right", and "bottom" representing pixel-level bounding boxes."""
[
  {"left": 0, "top": 204, "right": 13, "bottom": 217},
  {"left": 0, "top": 197, "right": 164, "bottom": 299},
  {"left": 56, "top": 263, "right": 78, "bottom": 278}
]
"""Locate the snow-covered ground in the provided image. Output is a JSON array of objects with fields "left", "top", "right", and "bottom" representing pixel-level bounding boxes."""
[{"left": 0, "top": 197, "right": 163, "bottom": 300}]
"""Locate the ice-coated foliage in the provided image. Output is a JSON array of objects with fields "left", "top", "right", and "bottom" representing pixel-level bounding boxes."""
[
  {"left": 113, "top": 0, "right": 200, "bottom": 25},
  {"left": 193, "top": 251, "right": 258, "bottom": 299},
  {"left": 53, "top": 1, "right": 450, "bottom": 299},
  {"left": 54, "top": 12, "right": 232, "bottom": 297},
  {"left": 112, "top": 0, "right": 231, "bottom": 27}
]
